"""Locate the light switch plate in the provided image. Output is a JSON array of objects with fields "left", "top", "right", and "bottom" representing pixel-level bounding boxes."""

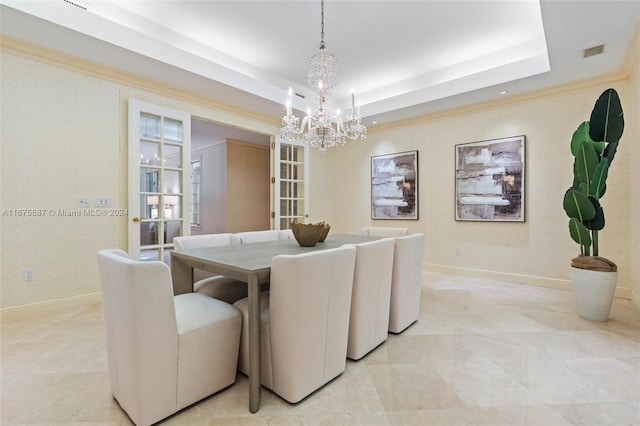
[
  {"left": 95, "top": 197, "right": 112, "bottom": 207},
  {"left": 78, "top": 196, "right": 91, "bottom": 207}
]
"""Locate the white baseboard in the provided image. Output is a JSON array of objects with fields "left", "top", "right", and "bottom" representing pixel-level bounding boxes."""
[
  {"left": 3, "top": 267, "right": 634, "bottom": 322},
  {"left": 424, "top": 263, "right": 632, "bottom": 300},
  {"left": 632, "top": 289, "right": 640, "bottom": 312},
  {"left": 1, "top": 292, "right": 102, "bottom": 323}
]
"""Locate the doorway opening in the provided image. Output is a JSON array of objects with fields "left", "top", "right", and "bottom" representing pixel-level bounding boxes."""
[{"left": 189, "top": 117, "right": 272, "bottom": 236}]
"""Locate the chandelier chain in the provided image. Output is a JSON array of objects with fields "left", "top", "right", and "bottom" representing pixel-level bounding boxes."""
[{"left": 319, "top": 0, "right": 325, "bottom": 50}]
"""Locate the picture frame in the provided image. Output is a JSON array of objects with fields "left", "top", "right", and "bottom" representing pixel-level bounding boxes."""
[
  {"left": 455, "top": 135, "right": 525, "bottom": 222},
  {"left": 371, "top": 150, "right": 418, "bottom": 220}
]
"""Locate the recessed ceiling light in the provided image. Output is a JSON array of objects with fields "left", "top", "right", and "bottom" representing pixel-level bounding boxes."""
[
  {"left": 498, "top": 90, "right": 509, "bottom": 95},
  {"left": 372, "top": 120, "right": 379, "bottom": 124}
]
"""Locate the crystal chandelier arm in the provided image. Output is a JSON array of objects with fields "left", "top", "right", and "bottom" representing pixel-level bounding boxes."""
[
  {"left": 335, "top": 110, "right": 345, "bottom": 134},
  {"left": 299, "top": 114, "right": 310, "bottom": 134}
]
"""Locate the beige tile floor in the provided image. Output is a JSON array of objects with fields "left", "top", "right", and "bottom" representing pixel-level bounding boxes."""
[{"left": 2, "top": 272, "right": 639, "bottom": 425}]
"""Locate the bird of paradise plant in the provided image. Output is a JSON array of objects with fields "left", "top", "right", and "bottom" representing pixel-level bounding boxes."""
[{"left": 562, "top": 88, "right": 624, "bottom": 272}]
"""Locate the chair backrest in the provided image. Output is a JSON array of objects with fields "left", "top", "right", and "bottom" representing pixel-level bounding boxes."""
[
  {"left": 173, "top": 233, "right": 239, "bottom": 250},
  {"left": 235, "top": 229, "right": 281, "bottom": 244},
  {"left": 268, "top": 245, "right": 356, "bottom": 403},
  {"left": 174, "top": 233, "right": 240, "bottom": 283},
  {"left": 97, "top": 249, "right": 179, "bottom": 423},
  {"left": 389, "top": 233, "right": 425, "bottom": 333},
  {"left": 347, "top": 238, "right": 395, "bottom": 360},
  {"left": 361, "top": 226, "right": 409, "bottom": 237},
  {"left": 278, "top": 229, "right": 294, "bottom": 240}
]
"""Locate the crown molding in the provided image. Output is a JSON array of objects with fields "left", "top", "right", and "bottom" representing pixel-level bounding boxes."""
[
  {"left": 369, "top": 71, "right": 630, "bottom": 134},
  {"left": 621, "top": 17, "right": 640, "bottom": 77},
  {"left": 0, "top": 35, "right": 280, "bottom": 128}
]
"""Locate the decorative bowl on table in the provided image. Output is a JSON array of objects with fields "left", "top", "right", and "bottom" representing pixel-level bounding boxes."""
[
  {"left": 318, "top": 222, "right": 331, "bottom": 242},
  {"left": 290, "top": 221, "right": 325, "bottom": 247}
]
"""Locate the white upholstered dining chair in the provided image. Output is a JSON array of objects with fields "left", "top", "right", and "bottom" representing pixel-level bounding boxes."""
[
  {"left": 233, "top": 245, "right": 357, "bottom": 403},
  {"left": 234, "top": 229, "right": 282, "bottom": 244},
  {"left": 278, "top": 229, "right": 294, "bottom": 240},
  {"left": 347, "top": 238, "right": 395, "bottom": 360},
  {"left": 97, "top": 249, "right": 242, "bottom": 426},
  {"left": 361, "top": 226, "right": 409, "bottom": 237},
  {"left": 388, "top": 233, "right": 425, "bottom": 333},
  {"left": 173, "top": 233, "right": 248, "bottom": 304}
]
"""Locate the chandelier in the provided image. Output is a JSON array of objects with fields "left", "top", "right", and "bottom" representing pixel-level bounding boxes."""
[{"left": 280, "top": 0, "right": 366, "bottom": 152}]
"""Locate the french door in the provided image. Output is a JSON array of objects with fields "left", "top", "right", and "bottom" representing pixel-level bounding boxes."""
[
  {"left": 128, "top": 99, "right": 191, "bottom": 262},
  {"left": 273, "top": 136, "right": 309, "bottom": 229}
]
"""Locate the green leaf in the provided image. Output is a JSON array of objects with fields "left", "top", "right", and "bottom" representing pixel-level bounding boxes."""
[
  {"left": 570, "top": 122, "right": 589, "bottom": 156},
  {"left": 604, "top": 140, "right": 619, "bottom": 165},
  {"left": 589, "top": 157, "right": 609, "bottom": 199},
  {"left": 583, "top": 197, "right": 605, "bottom": 231},
  {"left": 563, "top": 188, "right": 596, "bottom": 221},
  {"left": 571, "top": 122, "right": 604, "bottom": 157},
  {"left": 573, "top": 141, "right": 599, "bottom": 187},
  {"left": 570, "top": 169, "right": 587, "bottom": 193},
  {"left": 569, "top": 218, "right": 591, "bottom": 248},
  {"left": 590, "top": 88, "right": 624, "bottom": 144}
]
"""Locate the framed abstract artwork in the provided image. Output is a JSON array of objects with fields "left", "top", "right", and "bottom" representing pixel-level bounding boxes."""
[
  {"left": 455, "top": 135, "right": 525, "bottom": 222},
  {"left": 371, "top": 150, "right": 418, "bottom": 220}
]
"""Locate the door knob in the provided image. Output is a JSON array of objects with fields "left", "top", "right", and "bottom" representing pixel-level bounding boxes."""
[{"left": 132, "top": 217, "right": 140, "bottom": 222}]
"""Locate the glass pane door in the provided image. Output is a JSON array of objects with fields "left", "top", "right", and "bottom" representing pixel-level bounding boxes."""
[
  {"left": 273, "top": 137, "right": 309, "bottom": 229},
  {"left": 128, "top": 100, "right": 191, "bottom": 262}
]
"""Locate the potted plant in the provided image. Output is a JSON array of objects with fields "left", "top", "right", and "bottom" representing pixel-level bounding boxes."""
[{"left": 562, "top": 88, "right": 624, "bottom": 321}]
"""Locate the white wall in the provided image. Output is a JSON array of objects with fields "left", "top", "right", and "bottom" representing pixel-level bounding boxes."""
[
  {"left": 0, "top": 45, "right": 278, "bottom": 311},
  {"left": 1, "top": 52, "right": 122, "bottom": 308},
  {"left": 191, "top": 139, "right": 270, "bottom": 235},
  {"left": 307, "top": 148, "right": 334, "bottom": 224},
  {"left": 628, "top": 32, "right": 640, "bottom": 309},
  {"left": 1, "top": 32, "right": 637, "bottom": 312},
  {"left": 328, "top": 82, "right": 635, "bottom": 294},
  {"left": 191, "top": 141, "right": 228, "bottom": 235}
]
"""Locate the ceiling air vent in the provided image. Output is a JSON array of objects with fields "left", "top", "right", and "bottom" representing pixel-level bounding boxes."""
[
  {"left": 63, "top": 0, "right": 87, "bottom": 10},
  {"left": 583, "top": 44, "right": 605, "bottom": 58}
]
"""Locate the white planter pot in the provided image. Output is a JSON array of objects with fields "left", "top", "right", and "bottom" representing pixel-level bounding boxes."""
[{"left": 571, "top": 266, "right": 618, "bottom": 321}]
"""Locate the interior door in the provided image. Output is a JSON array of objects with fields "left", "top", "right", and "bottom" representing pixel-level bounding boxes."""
[
  {"left": 128, "top": 99, "right": 191, "bottom": 262},
  {"left": 272, "top": 136, "right": 309, "bottom": 229}
]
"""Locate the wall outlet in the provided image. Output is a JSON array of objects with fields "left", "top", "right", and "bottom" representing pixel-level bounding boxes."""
[
  {"left": 24, "top": 268, "right": 35, "bottom": 281},
  {"left": 455, "top": 245, "right": 462, "bottom": 255}
]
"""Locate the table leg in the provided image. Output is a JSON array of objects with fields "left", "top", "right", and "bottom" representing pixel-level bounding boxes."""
[
  {"left": 171, "top": 256, "right": 194, "bottom": 295},
  {"left": 248, "top": 273, "right": 261, "bottom": 413}
]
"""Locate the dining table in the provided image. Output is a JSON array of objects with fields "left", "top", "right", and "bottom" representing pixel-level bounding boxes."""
[{"left": 170, "top": 233, "right": 380, "bottom": 413}]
